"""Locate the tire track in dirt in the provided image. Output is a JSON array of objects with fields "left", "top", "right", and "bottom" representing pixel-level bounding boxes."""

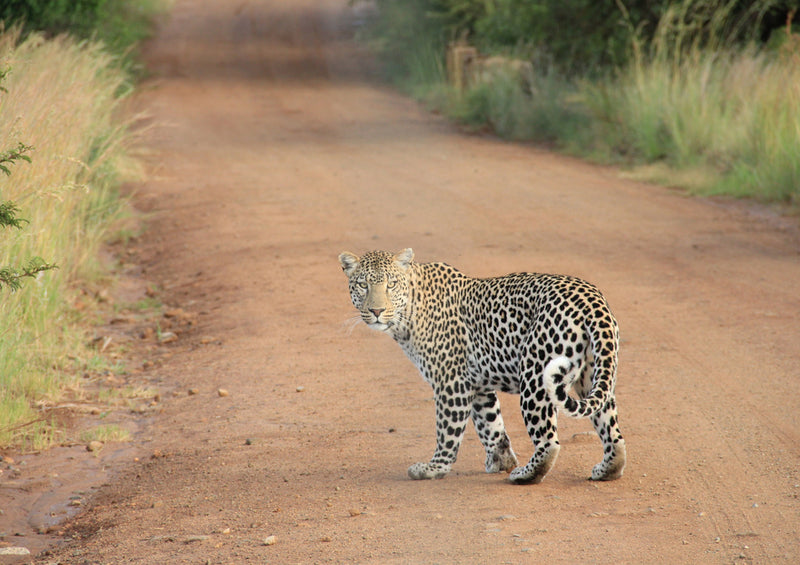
[{"left": 28, "top": 0, "right": 800, "bottom": 563}]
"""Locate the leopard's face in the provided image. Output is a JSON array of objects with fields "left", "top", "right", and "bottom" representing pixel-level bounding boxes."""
[{"left": 339, "top": 248, "right": 414, "bottom": 332}]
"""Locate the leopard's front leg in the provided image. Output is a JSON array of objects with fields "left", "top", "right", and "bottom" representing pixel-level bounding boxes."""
[{"left": 408, "top": 381, "right": 474, "bottom": 480}]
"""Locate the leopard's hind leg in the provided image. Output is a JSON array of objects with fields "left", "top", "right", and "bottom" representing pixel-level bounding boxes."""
[
  {"left": 508, "top": 377, "right": 560, "bottom": 484},
  {"left": 573, "top": 357, "right": 626, "bottom": 480},
  {"left": 589, "top": 397, "right": 626, "bottom": 480},
  {"left": 547, "top": 354, "right": 625, "bottom": 481},
  {"left": 472, "top": 391, "right": 517, "bottom": 473}
]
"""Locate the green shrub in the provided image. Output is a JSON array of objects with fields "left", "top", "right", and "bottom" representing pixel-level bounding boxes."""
[
  {"left": 442, "top": 68, "right": 588, "bottom": 146},
  {"left": 474, "top": 0, "right": 658, "bottom": 73},
  {"left": 355, "top": 0, "right": 448, "bottom": 83}
]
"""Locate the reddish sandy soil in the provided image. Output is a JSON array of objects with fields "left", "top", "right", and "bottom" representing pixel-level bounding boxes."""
[{"left": 1, "top": 0, "right": 799, "bottom": 563}]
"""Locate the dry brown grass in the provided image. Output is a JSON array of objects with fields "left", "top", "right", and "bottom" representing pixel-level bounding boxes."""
[{"left": 0, "top": 29, "right": 141, "bottom": 448}]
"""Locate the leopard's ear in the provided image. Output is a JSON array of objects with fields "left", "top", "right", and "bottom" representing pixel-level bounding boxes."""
[
  {"left": 339, "top": 251, "right": 360, "bottom": 277},
  {"left": 394, "top": 248, "right": 414, "bottom": 270}
]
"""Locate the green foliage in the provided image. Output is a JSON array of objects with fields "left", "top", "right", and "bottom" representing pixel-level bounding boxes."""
[
  {"left": 580, "top": 2, "right": 800, "bottom": 203},
  {"left": 474, "top": 0, "right": 666, "bottom": 73},
  {"left": 0, "top": 255, "right": 57, "bottom": 292},
  {"left": 442, "top": 67, "right": 589, "bottom": 145},
  {"left": 0, "top": 200, "right": 27, "bottom": 228},
  {"left": 0, "top": 0, "right": 110, "bottom": 37},
  {"left": 0, "top": 119, "right": 57, "bottom": 292},
  {"left": 363, "top": 0, "right": 673, "bottom": 75},
  {"left": 0, "top": 141, "right": 32, "bottom": 176},
  {"left": 361, "top": 0, "right": 793, "bottom": 76},
  {"left": 0, "top": 0, "right": 164, "bottom": 72},
  {"left": 355, "top": 0, "right": 448, "bottom": 82}
]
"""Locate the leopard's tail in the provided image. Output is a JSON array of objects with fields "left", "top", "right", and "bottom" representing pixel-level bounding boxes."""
[{"left": 544, "top": 356, "right": 613, "bottom": 418}]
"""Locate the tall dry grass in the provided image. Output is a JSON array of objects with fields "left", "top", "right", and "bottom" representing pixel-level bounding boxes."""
[{"left": 0, "top": 29, "right": 141, "bottom": 449}]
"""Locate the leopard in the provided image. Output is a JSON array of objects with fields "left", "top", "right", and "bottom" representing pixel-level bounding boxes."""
[{"left": 338, "top": 248, "right": 626, "bottom": 484}]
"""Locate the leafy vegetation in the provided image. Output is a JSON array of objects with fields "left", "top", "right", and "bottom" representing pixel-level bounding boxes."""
[
  {"left": 589, "top": 11, "right": 800, "bottom": 202},
  {"left": 359, "top": 0, "right": 781, "bottom": 74},
  {"left": 0, "top": 143, "right": 58, "bottom": 291},
  {"left": 0, "top": 0, "right": 164, "bottom": 73},
  {"left": 357, "top": 0, "right": 800, "bottom": 204}
]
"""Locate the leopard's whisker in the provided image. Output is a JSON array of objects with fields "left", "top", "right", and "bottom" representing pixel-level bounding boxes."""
[{"left": 342, "top": 314, "right": 363, "bottom": 335}]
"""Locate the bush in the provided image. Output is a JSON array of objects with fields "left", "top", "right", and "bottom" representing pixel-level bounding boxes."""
[
  {"left": 474, "top": 0, "right": 665, "bottom": 73},
  {"left": 355, "top": 0, "right": 449, "bottom": 84},
  {"left": 442, "top": 67, "right": 588, "bottom": 145}
]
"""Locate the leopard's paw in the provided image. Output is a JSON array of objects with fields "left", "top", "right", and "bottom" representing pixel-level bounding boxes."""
[
  {"left": 507, "top": 444, "right": 560, "bottom": 485},
  {"left": 508, "top": 464, "right": 548, "bottom": 485},
  {"left": 590, "top": 456, "right": 625, "bottom": 481},
  {"left": 407, "top": 462, "right": 450, "bottom": 480},
  {"left": 485, "top": 445, "right": 518, "bottom": 474}
]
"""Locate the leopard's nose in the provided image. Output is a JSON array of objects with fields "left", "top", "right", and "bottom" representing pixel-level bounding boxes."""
[{"left": 369, "top": 308, "right": 385, "bottom": 318}]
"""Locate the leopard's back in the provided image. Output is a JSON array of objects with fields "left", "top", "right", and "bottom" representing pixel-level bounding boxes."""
[{"left": 404, "top": 267, "right": 618, "bottom": 398}]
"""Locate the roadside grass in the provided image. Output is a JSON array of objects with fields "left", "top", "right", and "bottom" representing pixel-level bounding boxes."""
[
  {"left": 0, "top": 29, "right": 143, "bottom": 449},
  {"left": 586, "top": 27, "right": 800, "bottom": 204},
  {"left": 443, "top": 69, "right": 591, "bottom": 147},
  {"left": 376, "top": 10, "right": 800, "bottom": 205},
  {"left": 89, "top": 0, "right": 167, "bottom": 74}
]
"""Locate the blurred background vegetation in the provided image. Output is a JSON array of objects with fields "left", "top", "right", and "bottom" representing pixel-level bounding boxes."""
[
  {"left": 356, "top": 0, "right": 800, "bottom": 204},
  {"left": 0, "top": 0, "right": 163, "bottom": 73},
  {"left": 360, "top": 0, "right": 794, "bottom": 74}
]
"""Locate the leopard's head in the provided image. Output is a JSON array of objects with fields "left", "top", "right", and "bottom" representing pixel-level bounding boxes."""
[{"left": 338, "top": 248, "right": 414, "bottom": 332}]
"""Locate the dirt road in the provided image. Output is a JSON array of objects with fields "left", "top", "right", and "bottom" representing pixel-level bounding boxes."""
[{"left": 15, "top": 0, "right": 800, "bottom": 562}]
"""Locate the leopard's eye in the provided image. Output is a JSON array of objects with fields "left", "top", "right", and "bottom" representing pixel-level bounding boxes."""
[
  {"left": 356, "top": 280, "right": 368, "bottom": 289},
  {"left": 387, "top": 279, "right": 397, "bottom": 289}
]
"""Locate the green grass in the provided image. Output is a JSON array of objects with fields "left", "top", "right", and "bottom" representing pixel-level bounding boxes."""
[
  {"left": 443, "top": 68, "right": 590, "bottom": 146},
  {"left": 0, "top": 29, "right": 143, "bottom": 449},
  {"left": 587, "top": 36, "right": 800, "bottom": 203},
  {"left": 367, "top": 2, "right": 800, "bottom": 205},
  {"left": 79, "top": 424, "right": 131, "bottom": 444},
  {"left": 435, "top": 42, "right": 800, "bottom": 204}
]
